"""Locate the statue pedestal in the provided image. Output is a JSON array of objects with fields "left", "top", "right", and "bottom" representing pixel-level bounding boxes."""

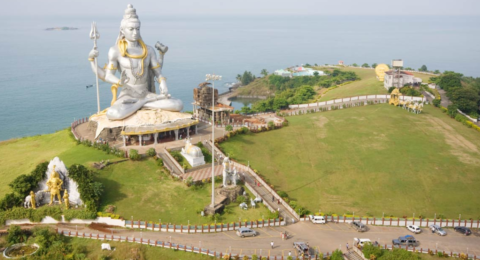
[
  {"left": 218, "top": 186, "right": 243, "bottom": 204},
  {"left": 204, "top": 203, "right": 225, "bottom": 215},
  {"left": 181, "top": 152, "right": 205, "bottom": 167}
]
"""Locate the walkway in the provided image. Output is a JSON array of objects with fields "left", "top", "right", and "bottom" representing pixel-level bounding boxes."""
[
  {"left": 182, "top": 164, "right": 223, "bottom": 182},
  {"left": 203, "top": 142, "right": 297, "bottom": 223},
  {"left": 437, "top": 87, "right": 452, "bottom": 108}
]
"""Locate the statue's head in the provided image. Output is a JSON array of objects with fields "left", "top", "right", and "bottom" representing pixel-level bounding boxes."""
[
  {"left": 52, "top": 171, "right": 59, "bottom": 179},
  {"left": 30, "top": 191, "right": 34, "bottom": 196},
  {"left": 119, "top": 4, "right": 141, "bottom": 42}
]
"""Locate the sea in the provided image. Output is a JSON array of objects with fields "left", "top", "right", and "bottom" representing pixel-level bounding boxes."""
[{"left": 1, "top": 15, "right": 479, "bottom": 141}]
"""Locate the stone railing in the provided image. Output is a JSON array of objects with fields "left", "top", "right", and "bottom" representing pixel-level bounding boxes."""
[
  {"left": 288, "top": 95, "right": 425, "bottom": 110},
  {"left": 162, "top": 148, "right": 185, "bottom": 175},
  {"left": 208, "top": 141, "right": 300, "bottom": 220},
  {"left": 57, "top": 228, "right": 328, "bottom": 260},
  {"left": 71, "top": 117, "right": 89, "bottom": 140}
]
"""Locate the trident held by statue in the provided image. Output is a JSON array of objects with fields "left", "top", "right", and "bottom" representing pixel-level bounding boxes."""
[{"left": 90, "top": 22, "right": 101, "bottom": 114}]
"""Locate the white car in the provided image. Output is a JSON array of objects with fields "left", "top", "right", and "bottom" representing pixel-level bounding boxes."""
[
  {"left": 407, "top": 225, "right": 421, "bottom": 234},
  {"left": 353, "top": 238, "right": 372, "bottom": 248}
]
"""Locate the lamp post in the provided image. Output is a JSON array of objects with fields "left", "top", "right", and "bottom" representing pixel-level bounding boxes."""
[{"left": 205, "top": 74, "right": 222, "bottom": 208}]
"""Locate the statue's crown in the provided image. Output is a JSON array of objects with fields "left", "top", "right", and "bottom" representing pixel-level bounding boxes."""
[{"left": 124, "top": 4, "right": 138, "bottom": 19}]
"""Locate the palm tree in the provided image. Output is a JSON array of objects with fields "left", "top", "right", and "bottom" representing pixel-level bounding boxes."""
[
  {"left": 260, "top": 69, "right": 268, "bottom": 77},
  {"left": 236, "top": 74, "right": 242, "bottom": 82}
]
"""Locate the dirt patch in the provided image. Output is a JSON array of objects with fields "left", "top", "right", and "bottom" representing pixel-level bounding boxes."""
[
  {"left": 313, "top": 116, "right": 329, "bottom": 139},
  {"left": 426, "top": 116, "right": 480, "bottom": 165}
]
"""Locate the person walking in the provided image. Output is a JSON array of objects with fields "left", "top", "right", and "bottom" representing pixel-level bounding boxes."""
[
  {"left": 272, "top": 196, "right": 274, "bottom": 203},
  {"left": 288, "top": 251, "right": 292, "bottom": 257},
  {"left": 271, "top": 241, "right": 274, "bottom": 249},
  {"left": 346, "top": 243, "right": 350, "bottom": 251}
]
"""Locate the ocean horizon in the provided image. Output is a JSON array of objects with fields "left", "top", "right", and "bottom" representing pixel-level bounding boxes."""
[{"left": 1, "top": 14, "right": 479, "bottom": 141}]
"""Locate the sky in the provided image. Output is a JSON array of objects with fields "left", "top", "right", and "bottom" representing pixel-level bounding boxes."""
[{"left": 4, "top": 0, "right": 480, "bottom": 17}]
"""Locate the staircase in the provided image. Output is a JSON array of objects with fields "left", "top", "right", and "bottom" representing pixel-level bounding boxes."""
[{"left": 344, "top": 250, "right": 365, "bottom": 260}]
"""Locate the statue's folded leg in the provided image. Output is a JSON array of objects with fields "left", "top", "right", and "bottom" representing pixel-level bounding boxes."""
[
  {"left": 106, "top": 95, "right": 145, "bottom": 120},
  {"left": 143, "top": 97, "right": 184, "bottom": 112}
]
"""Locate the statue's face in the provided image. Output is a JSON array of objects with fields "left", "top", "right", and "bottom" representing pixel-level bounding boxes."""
[{"left": 122, "top": 21, "right": 141, "bottom": 42}]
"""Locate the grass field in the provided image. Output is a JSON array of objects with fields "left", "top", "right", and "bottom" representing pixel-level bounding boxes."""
[
  {"left": 0, "top": 130, "right": 271, "bottom": 225},
  {"left": 316, "top": 67, "right": 432, "bottom": 102},
  {"left": 219, "top": 104, "right": 480, "bottom": 219},
  {"left": 0, "top": 235, "right": 213, "bottom": 260}
]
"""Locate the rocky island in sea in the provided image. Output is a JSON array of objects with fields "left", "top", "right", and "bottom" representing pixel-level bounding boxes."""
[{"left": 45, "top": 27, "right": 78, "bottom": 31}]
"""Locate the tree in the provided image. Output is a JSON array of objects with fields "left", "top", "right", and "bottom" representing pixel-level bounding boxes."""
[
  {"left": 352, "top": 63, "right": 358, "bottom": 67},
  {"left": 361, "top": 63, "right": 370, "bottom": 68},
  {"left": 260, "top": 69, "right": 268, "bottom": 77},
  {"left": 439, "top": 71, "right": 462, "bottom": 94},
  {"left": 404, "top": 67, "right": 413, "bottom": 71},
  {"left": 418, "top": 65, "right": 428, "bottom": 72},
  {"left": 240, "top": 71, "right": 255, "bottom": 85},
  {"left": 236, "top": 74, "right": 241, "bottom": 82},
  {"left": 450, "top": 87, "right": 480, "bottom": 113},
  {"left": 372, "top": 63, "right": 378, "bottom": 69},
  {"left": 434, "top": 70, "right": 440, "bottom": 74},
  {"left": 313, "top": 71, "right": 319, "bottom": 77},
  {"left": 273, "top": 97, "right": 288, "bottom": 110},
  {"left": 225, "top": 125, "right": 233, "bottom": 131}
]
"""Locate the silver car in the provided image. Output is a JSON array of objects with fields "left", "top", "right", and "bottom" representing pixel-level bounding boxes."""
[
  {"left": 429, "top": 224, "right": 447, "bottom": 236},
  {"left": 236, "top": 227, "right": 256, "bottom": 238}
]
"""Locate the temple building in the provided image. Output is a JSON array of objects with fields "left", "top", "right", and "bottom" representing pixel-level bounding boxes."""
[
  {"left": 384, "top": 70, "right": 422, "bottom": 89},
  {"left": 192, "top": 82, "right": 233, "bottom": 124}
]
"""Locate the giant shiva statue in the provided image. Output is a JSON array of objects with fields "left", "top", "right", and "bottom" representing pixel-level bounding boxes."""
[{"left": 88, "top": 4, "right": 183, "bottom": 120}]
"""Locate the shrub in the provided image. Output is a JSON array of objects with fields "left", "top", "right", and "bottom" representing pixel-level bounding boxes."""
[
  {"left": 129, "top": 149, "right": 141, "bottom": 160},
  {"left": 388, "top": 86, "right": 396, "bottom": 93},
  {"left": 432, "top": 99, "right": 441, "bottom": 107},
  {"left": 68, "top": 164, "right": 103, "bottom": 212},
  {"left": 447, "top": 104, "right": 458, "bottom": 118},
  {"left": 146, "top": 148, "right": 157, "bottom": 157},
  {"left": 157, "top": 158, "right": 164, "bottom": 167},
  {"left": 251, "top": 255, "right": 258, "bottom": 260},
  {"left": 330, "top": 249, "right": 343, "bottom": 260},
  {"left": 7, "top": 225, "right": 27, "bottom": 245},
  {"left": 363, "top": 243, "right": 383, "bottom": 259},
  {"left": 277, "top": 191, "right": 289, "bottom": 199},
  {"left": 0, "top": 193, "right": 23, "bottom": 211},
  {"left": 9, "top": 162, "right": 48, "bottom": 196},
  {"left": 267, "top": 121, "right": 275, "bottom": 130}
]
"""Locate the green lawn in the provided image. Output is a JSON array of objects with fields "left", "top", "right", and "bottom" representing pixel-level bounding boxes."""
[
  {"left": 219, "top": 104, "right": 480, "bottom": 219},
  {"left": 0, "top": 129, "right": 271, "bottom": 225},
  {"left": 317, "top": 67, "right": 432, "bottom": 102},
  {"left": 66, "top": 237, "right": 214, "bottom": 260}
]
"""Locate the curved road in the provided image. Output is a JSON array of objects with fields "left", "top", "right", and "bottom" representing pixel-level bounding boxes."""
[{"left": 58, "top": 221, "right": 480, "bottom": 258}]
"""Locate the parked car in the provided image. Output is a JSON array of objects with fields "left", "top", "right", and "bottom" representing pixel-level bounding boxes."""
[
  {"left": 293, "top": 242, "right": 311, "bottom": 257},
  {"left": 309, "top": 215, "right": 326, "bottom": 224},
  {"left": 406, "top": 225, "right": 421, "bottom": 234},
  {"left": 350, "top": 221, "right": 367, "bottom": 232},
  {"left": 236, "top": 227, "right": 256, "bottom": 238},
  {"left": 392, "top": 235, "right": 419, "bottom": 246},
  {"left": 353, "top": 238, "right": 371, "bottom": 248},
  {"left": 454, "top": 226, "right": 472, "bottom": 236},
  {"left": 429, "top": 224, "right": 447, "bottom": 236}
]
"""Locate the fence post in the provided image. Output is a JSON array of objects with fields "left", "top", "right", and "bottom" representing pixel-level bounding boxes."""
[{"left": 174, "top": 224, "right": 176, "bottom": 232}]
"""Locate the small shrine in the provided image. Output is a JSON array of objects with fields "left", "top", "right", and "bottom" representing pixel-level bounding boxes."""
[{"left": 180, "top": 138, "right": 205, "bottom": 167}]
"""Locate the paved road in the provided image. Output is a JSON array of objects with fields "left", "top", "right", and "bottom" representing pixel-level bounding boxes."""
[{"left": 57, "top": 221, "right": 480, "bottom": 258}]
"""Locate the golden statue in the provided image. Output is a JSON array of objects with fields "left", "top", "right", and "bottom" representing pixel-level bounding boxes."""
[
  {"left": 63, "top": 190, "right": 70, "bottom": 209},
  {"left": 389, "top": 88, "right": 402, "bottom": 106},
  {"left": 45, "top": 165, "right": 63, "bottom": 205},
  {"left": 375, "top": 64, "right": 390, "bottom": 81},
  {"left": 30, "top": 191, "right": 36, "bottom": 209}
]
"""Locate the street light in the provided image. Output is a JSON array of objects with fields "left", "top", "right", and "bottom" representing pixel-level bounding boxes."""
[{"left": 205, "top": 74, "right": 222, "bottom": 208}]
